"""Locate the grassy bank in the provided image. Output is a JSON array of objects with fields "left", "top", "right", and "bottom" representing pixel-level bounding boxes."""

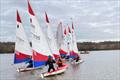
[{"left": 0, "top": 41, "right": 120, "bottom": 53}]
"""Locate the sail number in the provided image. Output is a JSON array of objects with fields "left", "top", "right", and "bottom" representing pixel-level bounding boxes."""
[
  {"left": 32, "top": 33, "right": 40, "bottom": 40},
  {"left": 16, "top": 36, "right": 24, "bottom": 43},
  {"left": 31, "top": 23, "right": 40, "bottom": 40}
]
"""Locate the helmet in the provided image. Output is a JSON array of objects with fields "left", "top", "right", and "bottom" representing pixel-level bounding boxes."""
[{"left": 48, "top": 55, "right": 52, "bottom": 59}]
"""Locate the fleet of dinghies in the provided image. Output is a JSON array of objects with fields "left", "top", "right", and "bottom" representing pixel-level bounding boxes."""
[{"left": 14, "top": 0, "right": 83, "bottom": 77}]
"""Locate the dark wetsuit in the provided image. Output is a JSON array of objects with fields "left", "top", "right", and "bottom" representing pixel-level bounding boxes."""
[
  {"left": 65, "top": 55, "right": 69, "bottom": 60},
  {"left": 57, "top": 59, "right": 63, "bottom": 67},
  {"left": 46, "top": 59, "right": 56, "bottom": 72},
  {"left": 75, "top": 56, "right": 80, "bottom": 62},
  {"left": 26, "top": 59, "right": 33, "bottom": 68}
]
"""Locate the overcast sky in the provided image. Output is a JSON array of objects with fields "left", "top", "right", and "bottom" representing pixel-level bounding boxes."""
[{"left": 0, "top": 0, "right": 120, "bottom": 42}]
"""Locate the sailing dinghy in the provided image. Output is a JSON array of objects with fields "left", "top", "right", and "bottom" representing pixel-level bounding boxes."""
[
  {"left": 56, "top": 22, "right": 69, "bottom": 58},
  {"left": 27, "top": 0, "right": 54, "bottom": 68},
  {"left": 45, "top": 12, "right": 60, "bottom": 59},
  {"left": 66, "top": 26, "right": 73, "bottom": 59},
  {"left": 15, "top": 10, "right": 34, "bottom": 72},
  {"left": 59, "top": 28, "right": 68, "bottom": 57},
  {"left": 70, "top": 22, "right": 84, "bottom": 64}
]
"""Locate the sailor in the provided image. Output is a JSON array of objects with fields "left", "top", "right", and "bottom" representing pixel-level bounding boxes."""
[
  {"left": 61, "top": 55, "right": 66, "bottom": 59},
  {"left": 65, "top": 55, "right": 69, "bottom": 60},
  {"left": 26, "top": 56, "right": 33, "bottom": 68},
  {"left": 56, "top": 57, "right": 63, "bottom": 67},
  {"left": 46, "top": 55, "right": 56, "bottom": 72},
  {"left": 74, "top": 55, "right": 80, "bottom": 62}
]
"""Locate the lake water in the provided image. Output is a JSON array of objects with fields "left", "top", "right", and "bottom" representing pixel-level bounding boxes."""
[{"left": 0, "top": 50, "right": 120, "bottom": 80}]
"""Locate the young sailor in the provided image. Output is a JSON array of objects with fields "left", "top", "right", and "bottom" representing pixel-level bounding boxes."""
[
  {"left": 65, "top": 55, "right": 69, "bottom": 60},
  {"left": 56, "top": 57, "right": 63, "bottom": 67},
  {"left": 74, "top": 55, "right": 81, "bottom": 62},
  {"left": 46, "top": 55, "right": 56, "bottom": 72}
]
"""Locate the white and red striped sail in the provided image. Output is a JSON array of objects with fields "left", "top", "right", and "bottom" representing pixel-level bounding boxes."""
[
  {"left": 27, "top": 0, "right": 53, "bottom": 67},
  {"left": 45, "top": 12, "right": 60, "bottom": 58},
  {"left": 14, "top": 10, "right": 32, "bottom": 64},
  {"left": 67, "top": 26, "right": 72, "bottom": 43},
  {"left": 56, "top": 21, "right": 64, "bottom": 49},
  {"left": 66, "top": 26, "right": 72, "bottom": 56},
  {"left": 71, "top": 22, "right": 80, "bottom": 57},
  {"left": 59, "top": 27, "right": 68, "bottom": 56}
]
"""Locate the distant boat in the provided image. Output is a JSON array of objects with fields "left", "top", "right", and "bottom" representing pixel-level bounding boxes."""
[
  {"left": 66, "top": 25, "right": 73, "bottom": 57},
  {"left": 44, "top": 12, "right": 60, "bottom": 59},
  {"left": 69, "top": 22, "right": 83, "bottom": 63},
  {"left": 72, "top": 22, "right": 81, "bottom": 55},
  {"left": 80, "top": 51, "right": 89, "bottom": 54},
  {"left": 14, "top": 10, "right": 32, "bottom": 64},
  {"left": 59, "top": 28, "right": 68, "bottom": 57},
  {"left": 69, "top": 22, "right": 80, "bottom": 58},
  {"left": 63, "top": 22, "right": 83, "bottom": 64}
]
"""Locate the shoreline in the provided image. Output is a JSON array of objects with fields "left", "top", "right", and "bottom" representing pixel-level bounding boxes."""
[
  {"left": 0, "top": 41, "right": 120, "bottom": 53},
  {"left": 0, "top": 50, "right": 119, "bottom": 54}
]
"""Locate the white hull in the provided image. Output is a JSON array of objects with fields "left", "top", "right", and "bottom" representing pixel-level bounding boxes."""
[
  {"left": 16, "top": 67, "right": 42, "bottom": 72},
  {"left": 71, "top": 60, "right": 84, "bottom": 64},
  {"left": 41, "top": 64, "right": 68, "bottom": 78},
  {"left": 43, "top": 68, "right": 66, "bottom": 77}
]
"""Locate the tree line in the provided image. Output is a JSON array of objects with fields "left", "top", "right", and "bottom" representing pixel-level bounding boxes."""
[{"left": 0, "top": 41, "right": 120, "bottom": 53}]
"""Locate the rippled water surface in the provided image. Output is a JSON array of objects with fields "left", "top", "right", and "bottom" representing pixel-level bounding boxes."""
[{"left": 0, "top": 50, "right": 120, "bottom": 80}]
